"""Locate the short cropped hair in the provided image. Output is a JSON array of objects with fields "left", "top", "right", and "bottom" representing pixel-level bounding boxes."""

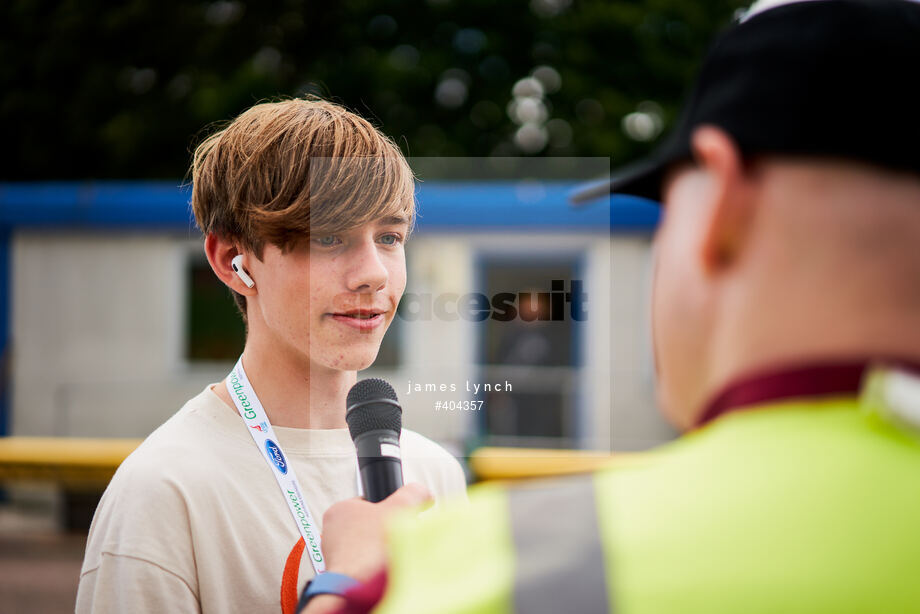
[{"left": 190, "top": 98, "right": 416, "bottom": 318}]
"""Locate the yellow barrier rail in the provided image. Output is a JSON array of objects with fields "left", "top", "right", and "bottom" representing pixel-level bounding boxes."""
[
  {"left": 0, "top": 438, "right": 641, "bottom": 488},
  {"left": 0, "top": 437, "right": 142, "bottom": 489},
  {"left": 469, "top": 446, "right": 641, "bottom": 481}
]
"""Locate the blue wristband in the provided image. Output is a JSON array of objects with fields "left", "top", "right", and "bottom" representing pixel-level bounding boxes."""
[{"left": 297, "top": 572, "right": 360, "bottom": 611}]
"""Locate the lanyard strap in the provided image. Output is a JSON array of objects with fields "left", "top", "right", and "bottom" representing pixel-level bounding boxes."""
[{"left": 226, "top": 357, "right": 327, "bottom": 574}]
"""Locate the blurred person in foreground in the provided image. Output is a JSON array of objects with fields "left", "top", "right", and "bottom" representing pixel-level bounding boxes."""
[
  {"left": 299, "top": 1, "right": 920, "bottom": 612},
  {"left": 76, "top": 99, "right": 466, "bottom": 614}
]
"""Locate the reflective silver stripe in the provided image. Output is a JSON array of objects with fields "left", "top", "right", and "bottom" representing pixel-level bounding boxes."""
[{"left": 507, "top": 474, "right": 611, "bottom": 614}]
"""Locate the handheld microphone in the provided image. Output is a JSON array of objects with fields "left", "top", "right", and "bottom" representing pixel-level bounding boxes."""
[{"left": 346, "top": 378, "right": 404, "bottom": 503}]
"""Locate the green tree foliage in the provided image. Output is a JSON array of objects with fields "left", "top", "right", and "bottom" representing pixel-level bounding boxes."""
[{"left": 1, "top": 0, "right": 746, "bottom": 179}]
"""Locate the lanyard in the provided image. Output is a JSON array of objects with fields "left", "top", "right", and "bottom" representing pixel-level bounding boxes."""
[{"left": 225, "top": 357, "right": 361, "bottom": 575}]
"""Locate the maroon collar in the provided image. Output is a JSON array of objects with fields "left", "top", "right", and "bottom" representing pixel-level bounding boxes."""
[{"left": 695, "top": 358, "right": 920, "bottom": 429}]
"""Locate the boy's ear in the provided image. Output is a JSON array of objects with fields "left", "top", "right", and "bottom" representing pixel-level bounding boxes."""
[
  {"left": 691, "top": 126, "right": 758, "bottom": 276},
  {"left": 204, "top": 234, "right": 257, "bottom": 295}
]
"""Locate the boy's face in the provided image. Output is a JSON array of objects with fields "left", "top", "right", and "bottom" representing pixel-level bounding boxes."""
[{"left": 249, "top": 216, "right": 409, "bottom": 373}]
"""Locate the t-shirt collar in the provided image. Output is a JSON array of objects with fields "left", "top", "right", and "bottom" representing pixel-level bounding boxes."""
[{"left": 695, "top": 358, "right": 920, "bottom": 429}]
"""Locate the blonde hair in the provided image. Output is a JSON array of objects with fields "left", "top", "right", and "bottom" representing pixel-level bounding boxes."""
[{"left": 190, "top": 98, "right": 415, "bottom": 317}]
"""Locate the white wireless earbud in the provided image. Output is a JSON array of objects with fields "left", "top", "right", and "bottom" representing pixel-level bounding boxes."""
[{"left": 230, "top": 254, "right": 255, "bottom": 288}]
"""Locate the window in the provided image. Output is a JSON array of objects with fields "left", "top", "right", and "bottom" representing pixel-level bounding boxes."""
[
  {"left": 185, "top": 257, "right": 245, "bottom": 362},
  {"left": 477, "top": 258, "right": 584, "bottom": 447}
]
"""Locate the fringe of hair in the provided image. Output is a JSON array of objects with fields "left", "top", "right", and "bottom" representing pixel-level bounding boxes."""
[{"left": 190, "top": 98, "right": 416, "bottom": 318}]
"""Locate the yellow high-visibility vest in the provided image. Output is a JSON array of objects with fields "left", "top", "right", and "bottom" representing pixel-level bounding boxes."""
[{"left": 376, "top": 366, "right": 920, "bottom": 613}]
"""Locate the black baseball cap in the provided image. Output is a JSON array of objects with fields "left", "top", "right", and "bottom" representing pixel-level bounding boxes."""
[{"left": 571, "top": 0, "right": 920, "bottom": 204}]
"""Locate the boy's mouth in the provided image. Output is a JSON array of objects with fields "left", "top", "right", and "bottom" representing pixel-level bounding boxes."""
[
  {"left": 332, "top": 309, "right": 384, "bottom": 319},
  {"left": 328, "top": 308, "right": 386, "bottom": 330}
]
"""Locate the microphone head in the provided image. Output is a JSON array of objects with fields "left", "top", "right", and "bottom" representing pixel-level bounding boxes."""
[{"left": 346, "top": 378, "right": 402, "bottom": 441}]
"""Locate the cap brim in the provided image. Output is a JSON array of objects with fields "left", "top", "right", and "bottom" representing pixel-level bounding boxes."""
[{"left": 569, "top": 156, "right": 666, "bottom": 205}]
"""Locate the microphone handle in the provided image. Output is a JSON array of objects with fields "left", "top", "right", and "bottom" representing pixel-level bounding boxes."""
[
  {"left": 360, "top": 460, "right": 404, "bottom": 503},
  {"left": 354, "top": 429, "right": 404, "bottom": 503}
]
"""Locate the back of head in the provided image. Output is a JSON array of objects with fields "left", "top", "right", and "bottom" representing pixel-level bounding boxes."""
[
  {"left": 189, "top": 98, "right": 415, "bottom": 316},
  {"left": 603, "top": 0, "right": 920, "bottom": 425}
]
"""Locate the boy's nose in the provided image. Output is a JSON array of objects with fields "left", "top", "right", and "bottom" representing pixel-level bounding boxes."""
[{"left": 345, "top": 240, "right": 388, "bottom": 293}]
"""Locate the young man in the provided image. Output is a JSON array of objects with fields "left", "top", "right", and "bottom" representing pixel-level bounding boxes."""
[
  {"left": 305, "top": 1, "right": 920, "bottom": 612},
  {"left": 76, "top": 99, "right": 467, "bottom": 614}
]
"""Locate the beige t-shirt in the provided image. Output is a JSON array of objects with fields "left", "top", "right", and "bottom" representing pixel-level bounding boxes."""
[{"left": 76, "top": 386, "right": 467, "bottom": 614}]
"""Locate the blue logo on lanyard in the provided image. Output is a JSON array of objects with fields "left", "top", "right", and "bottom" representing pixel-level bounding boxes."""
[{"left": 264, "top": 439, "right": 288, "bottom": 475}]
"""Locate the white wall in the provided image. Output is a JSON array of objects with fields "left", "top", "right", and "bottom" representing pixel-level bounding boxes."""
[{"left": 11, "top": 232, "right": 222, "bottom": 437}]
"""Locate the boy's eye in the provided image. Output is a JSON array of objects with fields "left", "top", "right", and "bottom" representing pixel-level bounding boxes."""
[
  {"left": 379, "top": 233, "right": 402, "bottom": 245},
  {"left": 314, "top": 235, "right": 340, "bottom": 247}
]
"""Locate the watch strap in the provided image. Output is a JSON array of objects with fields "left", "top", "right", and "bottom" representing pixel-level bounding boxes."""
[{"left": 298, "top": 572, "right": 360, "bottom": 612}]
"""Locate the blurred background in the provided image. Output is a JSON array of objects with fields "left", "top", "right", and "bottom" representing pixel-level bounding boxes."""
[{"left": 0, "top": 0, "right": 746, "bottom": 611}]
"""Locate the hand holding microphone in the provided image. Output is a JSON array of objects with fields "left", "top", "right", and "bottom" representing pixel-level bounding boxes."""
[
  {"left": 301, "top": 484, "right": 431, "bottom": 614},
  {"left": 318, "top": 484, "right": 431, "bottom": 581}
]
